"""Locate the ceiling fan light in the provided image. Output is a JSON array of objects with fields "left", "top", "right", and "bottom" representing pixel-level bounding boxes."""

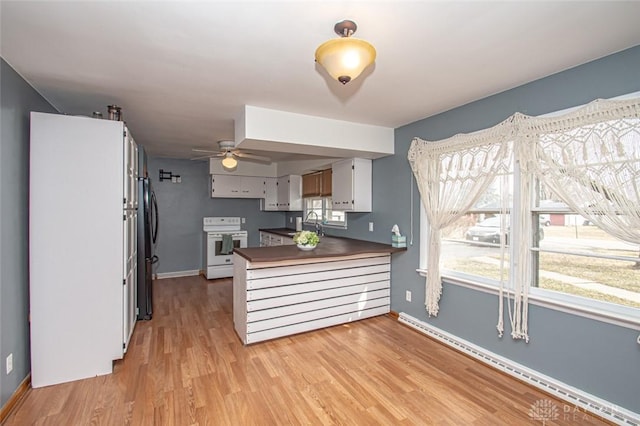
[
  {"left": 315, "top": 22, "right": 376, "bottom": 84},
  {"left": 221, "top": 155, "right": 237, "bottom": 169}
]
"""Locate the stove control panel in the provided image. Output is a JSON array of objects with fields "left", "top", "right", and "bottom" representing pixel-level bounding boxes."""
[{"left": 203, "top": 217, "right": 240, "bottom": 227}]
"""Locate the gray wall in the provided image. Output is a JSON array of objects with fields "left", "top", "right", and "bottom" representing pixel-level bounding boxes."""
[
  {"left": 0, "top": 59, "right": 58, "bottom": 407},
  {"left": 2, "top": 42, "right": 638, "bottom": 414},
  {"left": 385, "top": 45, "right": 640, "bottom": 413},
  {"left": 146, "top": 157, "right": 286, "bottom": 274}
]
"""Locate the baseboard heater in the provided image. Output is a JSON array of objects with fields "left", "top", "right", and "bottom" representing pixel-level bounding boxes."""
[{"left": 398, "top": 312, "right": 639, "bottom": 426}]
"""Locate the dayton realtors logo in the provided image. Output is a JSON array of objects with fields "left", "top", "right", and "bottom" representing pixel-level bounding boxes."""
[{"left": 529, "top": 399, "right": 560, "bottom": 424}]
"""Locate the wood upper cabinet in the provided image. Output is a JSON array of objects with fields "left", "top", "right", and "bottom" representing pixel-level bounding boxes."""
[
  {"left": 302, "top": 169, "right": 332, "bottom": 197},
  {"left": 302, "top": 172, "right": 321, "bottom": 197},
  {"left": 320, "top": 169, "right": 332, "bottom": 196}
]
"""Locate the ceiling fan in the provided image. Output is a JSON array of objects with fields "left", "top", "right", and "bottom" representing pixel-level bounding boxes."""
[{"left": 192, "top": 140, "right": 271, "bottom": 169}]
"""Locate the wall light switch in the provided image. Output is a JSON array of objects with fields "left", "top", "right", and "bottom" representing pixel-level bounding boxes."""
[
  {"left": 369, "top": 222, "right": 374, "bottom": 232},
  {"left": 290, "top": 217, "right": 293, "bottom": 223},
  {"left": 241, "top": 218, "right": 246, "bottom": 224},
  {"left": 6, "top": 353, "right": 13, "bottom": 375},
  {"left": 405, "top": 291, "right": 412, "bottom": 302}
]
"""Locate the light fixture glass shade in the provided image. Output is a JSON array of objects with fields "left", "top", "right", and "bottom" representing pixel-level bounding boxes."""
[
  {"left": 221, "top": 155, "right": 237, "bottom": 169},
  {"left": 315, "top": 38, "right": 376, "bottom": 84}
]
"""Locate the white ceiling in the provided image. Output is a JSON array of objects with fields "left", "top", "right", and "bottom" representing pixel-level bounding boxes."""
[{"left": 2, "top": 1, "right": 640, "bottom": 162}]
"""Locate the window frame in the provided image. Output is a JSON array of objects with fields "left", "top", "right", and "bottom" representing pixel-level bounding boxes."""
[
  {"left": 303, "top": 196, "right": 347, "bottom": 229},
  {"left": 417, "top": 92, "right": 640, "bottom": 330}
]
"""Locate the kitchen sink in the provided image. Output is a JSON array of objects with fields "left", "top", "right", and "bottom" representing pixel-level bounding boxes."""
[{"left": 287, "top": 232, "right": 297, "bottom": 236}]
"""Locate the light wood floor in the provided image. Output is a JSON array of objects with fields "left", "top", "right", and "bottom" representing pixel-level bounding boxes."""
[{"left": 5, "top": 275, "right": 609, "bottom": 425}]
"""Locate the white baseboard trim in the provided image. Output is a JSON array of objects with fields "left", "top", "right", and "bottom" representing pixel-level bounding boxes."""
[
  {"left": 154, "top": 270, "right": 201, "bottom": 280},
  {"left": 398, "top": 312, "right": 639, "bottom": 426}
]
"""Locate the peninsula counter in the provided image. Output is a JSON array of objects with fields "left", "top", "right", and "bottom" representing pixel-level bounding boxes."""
[{"left": 233, "top": 236, "right": 404, "bottom": 344}]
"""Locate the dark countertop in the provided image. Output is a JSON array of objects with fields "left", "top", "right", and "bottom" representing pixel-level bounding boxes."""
[
  {"left": 258, "top": 228, "right": 298, "bottom": 237},
  {"left": 236, "top": 232, "right": 406, "bottom": 263}
]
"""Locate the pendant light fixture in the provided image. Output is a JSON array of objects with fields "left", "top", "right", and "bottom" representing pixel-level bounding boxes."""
[{"left": 315, "top": 19, "right": 376, "bottom": 85}]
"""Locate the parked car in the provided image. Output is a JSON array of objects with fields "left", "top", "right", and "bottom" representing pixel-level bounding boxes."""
[
  {"left": 465, "top": 216, "right": 544, "bottom": 244},
  {"left": 540, "top": 214, "right": 551, "bottom": 227}
]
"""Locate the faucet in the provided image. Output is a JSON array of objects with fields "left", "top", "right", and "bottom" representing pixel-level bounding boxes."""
[{"left": 305, "top": 211, "right": 324, "bottom": 236}]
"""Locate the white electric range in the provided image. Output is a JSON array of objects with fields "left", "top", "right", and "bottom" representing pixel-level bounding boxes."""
[{"left": 203, "top": 217, "right": 248, "bottom": 279}]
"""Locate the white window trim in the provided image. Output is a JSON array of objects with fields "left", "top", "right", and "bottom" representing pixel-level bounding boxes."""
[
  {"left": 416, "top": 267, "right": 640, "bottom": 330},
  {"left": 303, "top": 197, "right": 348, "bottom": 229},
  {"left": 416, "top": 91, "right": 640, "bottom": 331}
]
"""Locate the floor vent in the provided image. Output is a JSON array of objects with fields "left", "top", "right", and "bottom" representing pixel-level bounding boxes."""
[{"left": 398, "top": 312, "right": 639, "bottom": 426}]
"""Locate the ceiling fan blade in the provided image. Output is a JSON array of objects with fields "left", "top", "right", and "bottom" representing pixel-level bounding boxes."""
[
  {"left": 190, "top": 151, "right": 226, "bottom": 160},
  {"left": 192, "top": 148, "right": 220, "bottom": 154},
  {"left": 233, "top": 151, "right": 271, "bottom": 162},
  {"left": 190, "top": 154, "right": 217, "bottom": 160}
]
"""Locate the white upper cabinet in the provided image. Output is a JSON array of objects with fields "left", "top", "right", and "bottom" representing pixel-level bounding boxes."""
[
  {"left": 331, "top": 158, "right": 372, "bottom": 212},
  {"left": 240, "top": 176, "right": 265, "bottom": 198},
  {"left": 262, "top": 177, "right": 278, "bottom": 211},
  {"left": 277, "top": 175, "right": 302, "bottom": 211},
  {"left": 211, "top": 172, "right": 301, "bottom": 210},
  {"left": 211, "top": 174, "right": 264, "bottom": 198}
]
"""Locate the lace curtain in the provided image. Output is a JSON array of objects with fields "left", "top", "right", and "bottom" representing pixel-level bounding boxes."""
[
  {"left": 408, "top": 96, "right": 640, "bottom": 340},
  {"left": 522, "top": 99, "right": 640, "bottom": 245},
  {"left": 407, "top": 121, "right": 514, "bottom": 317}
]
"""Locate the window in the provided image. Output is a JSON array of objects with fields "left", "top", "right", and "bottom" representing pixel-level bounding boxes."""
[
  {"left": 412, "top": 94, "right": 640, "bottom": 334},
  {"left": 303, "top": 197, "right": 347, "bottom": 228},
  {"left": 440, "top": 179, "right": 640, "bottom": 311}
]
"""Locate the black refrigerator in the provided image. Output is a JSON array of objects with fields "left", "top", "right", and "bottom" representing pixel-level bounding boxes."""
[{"left": 137, "top": 146, "right": 158, "bottom": 320}]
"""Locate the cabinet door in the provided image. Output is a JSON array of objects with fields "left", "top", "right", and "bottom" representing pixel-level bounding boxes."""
[
  {"left": 282, "top": 236, "right": 295, "bottom": 246},
  {"left": 131, "top": 137, "right": 139, "bottom": 209},
  {"left": 332, "top": 159, "right": 354, "bottom": 210},
  {"left": 240, "top": 176, "right": 264, "bottom": 198},
  {"left": 331, "top": 159, "right": 371, "bottom": 212},
  {"left": 276, "top": 176, "right": 290, "bottom": 210},
  {"left": 262, "top": 177, "right": 278, "bottom": 210},
  {"left": 211, "top": 174, "right": 241, "bottom": 197},
  {"left": 123, "top": 209, "right": 137, "bottom": 352},
  {"left": 287, "top": 175, "right": 303, "bottom": 211},
  {"left": 320, "top": 169, "right": 332, "bottom": 196},
  {"left": 351, "top": 158, "right": 372, "bottom": 212},
  {"left": 122, "top": 131, "right": 138, "bottom": 209},
  {"left": 302, "top": 172, "right": 321, "bottom": 197}
]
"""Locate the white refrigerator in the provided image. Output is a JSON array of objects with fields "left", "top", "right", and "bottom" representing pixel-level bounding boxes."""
[{"left": 29, "top": 112, "right": 138, "bottom": 387}]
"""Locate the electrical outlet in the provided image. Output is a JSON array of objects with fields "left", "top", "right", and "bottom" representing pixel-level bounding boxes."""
[
  {"left": 241, "top": 218, "right": 246, "bottom": 224},
  {"left": 405, "top": 290, "right": 412, "bottom": 302},
  {"left": 290, "top": 217, "right": 293, "bottom": 223},
  {"left": 369, "top": 222, "right": 374, "bottom": 232},
  {"left": 6, "top": 353, "right": 13, "bottom": 375}
]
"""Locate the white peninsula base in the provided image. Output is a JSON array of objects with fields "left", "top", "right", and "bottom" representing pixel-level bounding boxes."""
[{"left": 233, "top": 253, "right": 391, "bottom": 344}]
